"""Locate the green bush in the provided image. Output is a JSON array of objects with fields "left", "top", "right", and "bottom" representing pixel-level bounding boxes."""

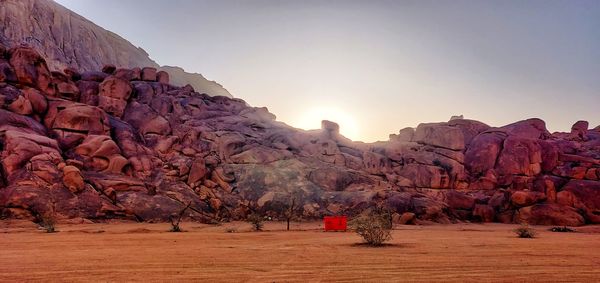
[{"left": 350, "top": 211, "right": 393, "bottom": 246}]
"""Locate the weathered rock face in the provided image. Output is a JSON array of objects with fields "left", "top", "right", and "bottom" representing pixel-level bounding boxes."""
[
  {"left": 1, "top": 45, "right": 600, "bottom": 226},
  {"left": 0, "top": 0, "right": 232, "bottom": 98},
  {"left": 98, "top": 76, "right": 132, "bottom": 118},
  {"left": 7, "top": 46, "right": 55, "bottom": 96}
]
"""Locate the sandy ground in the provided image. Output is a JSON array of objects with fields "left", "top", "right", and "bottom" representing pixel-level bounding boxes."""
[{"left": 1, "top": 220, "right": 599, "bottom": 282}]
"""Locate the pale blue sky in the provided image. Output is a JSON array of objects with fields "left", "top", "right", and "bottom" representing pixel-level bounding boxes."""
[{"left": 56, "top": 0, "right": 600, "bottom": 141}]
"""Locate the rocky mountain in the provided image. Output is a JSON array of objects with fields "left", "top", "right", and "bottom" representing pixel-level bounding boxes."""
[
  {"left": 1, "top": 44, "right": 599, "bottom": 226},
  {"left": 0, "top": 0, "right": 232, "bottom": 97}
]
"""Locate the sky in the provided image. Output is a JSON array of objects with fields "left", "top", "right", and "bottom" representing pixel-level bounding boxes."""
[{"left": 56, "top": 0, "right": 600, "bottom": 142}]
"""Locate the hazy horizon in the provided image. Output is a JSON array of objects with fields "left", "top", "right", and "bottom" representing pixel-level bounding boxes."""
[{"left": 56, "top": 0, "right": 600, "bottom": 142}]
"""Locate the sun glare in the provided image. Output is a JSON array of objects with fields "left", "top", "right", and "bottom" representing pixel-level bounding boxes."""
[{"left": 293, "top": 107, "right": 360, "bottom": 141}]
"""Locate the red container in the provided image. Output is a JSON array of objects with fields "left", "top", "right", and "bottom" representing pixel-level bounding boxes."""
[{"left": 324, "top": 216, "right": 347, "bottom": 231}]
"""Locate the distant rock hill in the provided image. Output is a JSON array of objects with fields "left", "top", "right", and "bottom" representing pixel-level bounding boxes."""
[
  {"left": 0, "top": 0, "right": 232, "bottom": 97},
  {"left": 1, "top": 44, "right": 599, "bottom": 226}
]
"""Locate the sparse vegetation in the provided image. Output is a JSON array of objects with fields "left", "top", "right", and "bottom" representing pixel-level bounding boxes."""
[
  {"left": 39, "top": 212, "right": 57, "bottom": 233},
  {"left": 550, "top": 226, "right": 576, "bottom": 233},
  {"left": 33, "top": 199, "right": 58, "bottom": 233},
  {"left": 284, "top": 196, "right": 297, "bottom": 231},
  {"left": 225, "top": 227, "right": 237, "bottom": 233},
  {"left": 247, "top": 213, "right": 264, "bottom": 231},
  {"left": 350, "top": 210, "right": 393, "bottom": 246},
  {"left": 514, "top": 224, "right": 537, "bottom": 238},
  {"left": 169, "top": 202, "right": 191, "bottom": 232}
]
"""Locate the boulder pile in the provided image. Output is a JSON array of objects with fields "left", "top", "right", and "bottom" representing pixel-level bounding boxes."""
[{"left": 1, "top": 44, "right": 599, "bottom": 226}]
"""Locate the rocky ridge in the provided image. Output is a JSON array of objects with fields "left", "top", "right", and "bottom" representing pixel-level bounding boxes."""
[
  {"left": 0, "top": 0, "right": 232, "bottom": 98},
  {"left": 1, "top": 44, "right": 599, "bottom": 226}
]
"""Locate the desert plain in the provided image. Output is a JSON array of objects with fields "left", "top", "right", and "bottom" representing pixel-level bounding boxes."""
[{"left": 1, "top": 221, "right": 599, "bottom": 282}]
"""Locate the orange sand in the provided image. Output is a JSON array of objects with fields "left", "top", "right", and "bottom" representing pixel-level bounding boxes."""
[{"left": 1, "top": 221, "right": 599, "bottom": 282}]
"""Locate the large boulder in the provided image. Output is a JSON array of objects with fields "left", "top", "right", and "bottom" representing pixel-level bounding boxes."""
[
  {"left": 496, "top": 137, "right": 542, "bottom": 177},
  {"left": 394, "top": 212, "right": 417, "bottom": 225},
  {"left": 187, "top": 158, "right": 207, "bottom": 186},
  {"left": 411, "top": 196, "right": 449, "bottom": 222},
  {"left": 52, "top": 71, "right": 80, "bottom": 101},
  {"left": 156, "top": 70, "right": 169, "bottom": 84},
  {"left": 472, "top": 204, "right": 495, "bottom": 222},
  {"left": 321, "top": 120, "right": 340, "bottom": 140},
  {"left": 74, "top": 135, "right": 129, "bottom": 174},
  {"left": 445, "top": 190, "right": 475, "bottom": 210},
  {"left": 446, "top": 119, "right": 490, "bottom": 146},
  {"left": 570, "top": 120, "right": 589, "bottom": 140},
  {"left": 122, "top": 102, "right": 171, "bottom": 136},
  {"left": 500, "top": 118, "right": 550, "bottom": 139},
  {"left": 98, "top": 76, "right": 132, "bottom": 117},
  {"left": 8, "top": 46, "right": 55, "bottom": 96},
  {"left": 1, "top": 129, "right": 61, "bottom": 177},
  {"left": 465, "top": 131, "right": 506, "bottom": 175},
  {"left": 77, "top": 80, "right": 100, "bottom": 106},
  {"left": 395, "top": 164, "right": 449, "bottom": 189},
  {"left": 562, "top": 180, "right": 600, "bottom": 210},
  {"left": 515, "top": 204, "right": 585, "bottom": 226},
  {"left": 62, "top": 165, "right": 85, "bottom": 193},
  {"left": 0, "top": 108, "right": 46, "bottom": 134},
  {"left": 510, "top": 191, "right": 546, "bottom": 207},
  {"left": 7, "top": 93, "right": 33, "bottom": 116},
  {"left": 22, "top": 88, "right": 48, "bottom": 115},
  {"left": 141, "top": 67, "right": 157, "bottom": 82},
  {"left": 556, "top": 190, "right": 585, "bottom": 209},
  {"left": 44, "top": 100, "right": 111, "bottom": 148},
  {"left": 413, "top": 123, "right": 465, "bottom": 150}
]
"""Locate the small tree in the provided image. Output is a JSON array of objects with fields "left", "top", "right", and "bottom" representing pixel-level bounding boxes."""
[
  {"left": 350, "top": 210, "right": 393, "bottom": 246},
  {"left": 284, "top": 196, "right": 297, "bottom": 231},
  {"left": 169, "top": 202, "right": 191, "bottom": 232},
  {"left": 247, "top": 213, "right": 264, "bottom": 231}
]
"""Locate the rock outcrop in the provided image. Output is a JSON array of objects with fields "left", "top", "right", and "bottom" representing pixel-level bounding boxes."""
[
  {"left": 0, "top": 0, "right": 232, "bottom": 97},
  {"left": 1, "top": 45, "right": 599, "bottom": 226}
]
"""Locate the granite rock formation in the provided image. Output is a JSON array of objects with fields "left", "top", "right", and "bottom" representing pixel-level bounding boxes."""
[{"left": 1, "top": 45, "right": 599, "bottom": 226}]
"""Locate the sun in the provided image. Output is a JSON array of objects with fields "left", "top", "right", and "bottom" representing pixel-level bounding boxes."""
[{"left": 293, "top": 106, "right": 360, "bottom": 141}]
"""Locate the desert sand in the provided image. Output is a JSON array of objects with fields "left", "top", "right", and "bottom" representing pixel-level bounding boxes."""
[{"left": 1, "top": 221, "right": 600, "bottom": 282}]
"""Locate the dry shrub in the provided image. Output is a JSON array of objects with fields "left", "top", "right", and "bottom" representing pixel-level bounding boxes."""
[
  {"left": 247, "top": 213, "right": 264, "bottom": 231},
  {"left": 169, "top": 202, "right": 191, "bottom": 232},
  {"left": 350, "top": 211, "right": 393, "bottom": 246},
  {"left": 40, "top": 212, "right": 57, "bottom": 233},
  {"left": 33, "top": 201, "right": 57, "bottom": 233},
  {"left": 514, "top": 224, "right": 537, "bottom": 238},
  {"left": 550, "top": 226, "right": 576, "bottom": 233}
]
